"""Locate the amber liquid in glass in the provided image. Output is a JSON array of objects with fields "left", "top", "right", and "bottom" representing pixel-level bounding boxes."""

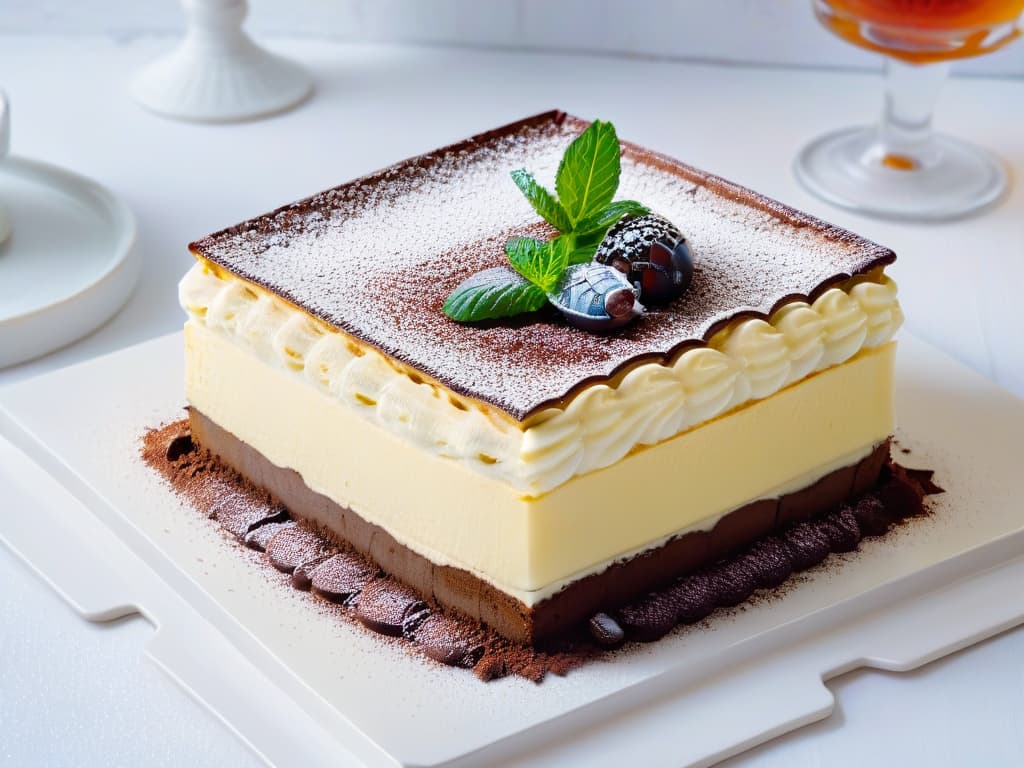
[{"left": 817, "top": 0, "right": 1024, "bottom": 62}]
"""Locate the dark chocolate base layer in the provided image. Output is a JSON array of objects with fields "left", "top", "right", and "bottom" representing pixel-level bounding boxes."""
[
  {"left": 142, "top": 418, "right": 939, "bottom": 682},
  {"left": 187, "top": 408, "right": 893, "bottom": 644}
]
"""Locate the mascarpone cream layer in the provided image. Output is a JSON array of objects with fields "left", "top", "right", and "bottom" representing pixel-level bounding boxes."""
[
  {"left": 179, "top": 262, "right": 902, "bottom": 495},
  {"left": 185, "top": 322, "right": 896, "bottom": 602}
]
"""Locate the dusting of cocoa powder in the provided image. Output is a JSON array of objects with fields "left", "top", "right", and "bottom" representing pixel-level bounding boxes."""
[{"left": 142, "top": 417, "right": 592, "bottom": 682}]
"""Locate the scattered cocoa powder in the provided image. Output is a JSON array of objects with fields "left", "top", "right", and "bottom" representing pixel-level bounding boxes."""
[{"left": 141, "top": 417, "right": 940, "bottom": 683}]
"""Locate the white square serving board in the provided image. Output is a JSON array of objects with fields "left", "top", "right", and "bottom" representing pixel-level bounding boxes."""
[{"left": 0, "top": 331, "right": 1022, "bottom": 768}]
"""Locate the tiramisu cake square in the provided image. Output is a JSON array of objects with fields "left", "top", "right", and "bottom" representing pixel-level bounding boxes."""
[{"left": 178, "top": 111, "right": 904, "bottom": 644}]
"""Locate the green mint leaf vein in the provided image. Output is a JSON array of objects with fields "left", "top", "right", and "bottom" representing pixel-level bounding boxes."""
[
  {"left": 510, "top": 169, "right": 572, "bottom": 233},
  {"left": 574, "top": 200, "right": 649, "bottom": 236},
  {"left": 442, "top": 266, "right": 547, "bottom": 322},
  {"left": 555, "top": 120, "right": 621, "bottom": 227},
  {"left": 505, "top": 236, "right": 571, "bottom": 293}
]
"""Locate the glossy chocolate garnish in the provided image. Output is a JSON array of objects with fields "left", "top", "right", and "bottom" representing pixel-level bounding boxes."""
[
  {"left": 595, "top": 213, "right": 694, "bottom": 304},
  {"left": 189, "top": 111, "right": 895, "bottom": 421},
  {"left": 142, "top": 420, "right": 940, "bottom": 683},
  {"left": 669, "top": 574, "right": 720, "bottom": 623},
  {"left": 244, "top": 520, "right": 294, "bottom": 553},
  {"left": 407, "top": 613, "right": 486, "bottom": 668},
  {"left": 309, "top": 552, "right": 376, "bottom": 604},
  {"left": 587, "top": 612, "right": 626, "bottom": 648},
  {"left": 292, "top": 558, "right": 332, "bottom": 591},
  {"left": 548, "top": 263, "right": 642, "bottom": 332},
  {"left": 356, "top": 579, "right": 428, "bottom": 637},
  {"left": 783, "top": 521, "right": 834, "bottom": 571},
  {"left": 266, "top": 525, "right": 336, "bottom": 574},
  {"left": 618, "top": 593, "right": 680, "bottom": 643},
  {"left": 743, "top": 539, "right": 793, "bottom": 589},
  {"left": 210, "top": 497, "right": 287, "bottom": 542},
  {"left": 707, "top": 558, "right": 760, "bottom": 608},
  {"left": 821, "top": 507, "right": 862, "bottom": 552}
]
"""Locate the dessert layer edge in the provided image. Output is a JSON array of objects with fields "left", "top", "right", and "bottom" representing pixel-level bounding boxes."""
[
  {"left": 186, "top": 409, "right": 894, "bottom": 643},
  {"left": 180, "top": 260, "right": 901, "bottom": 494},
  {"left": 184, "top": 320, "right": 897, "bottom": 595}
]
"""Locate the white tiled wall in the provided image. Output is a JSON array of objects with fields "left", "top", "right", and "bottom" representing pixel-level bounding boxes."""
[{"left": 3, "top": 0, "right": 1022, "bottom": 76}]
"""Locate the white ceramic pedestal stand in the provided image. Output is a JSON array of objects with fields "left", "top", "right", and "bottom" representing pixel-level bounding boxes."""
[
  {"left": 0, "top": 93, "right": 139, "bottom": 368},
  {"left": 132, "top": 0, "right": 312, "bottom": 122}
]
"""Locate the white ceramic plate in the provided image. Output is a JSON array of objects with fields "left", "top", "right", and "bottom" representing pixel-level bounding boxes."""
[
  {"left": 0, "top": 156, "right": 139, "bottom": 368},
  {"left": 0, "top": 332, "right": 1022, "bottom": 767}
]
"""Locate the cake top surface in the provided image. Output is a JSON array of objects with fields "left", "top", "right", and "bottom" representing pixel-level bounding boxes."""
[{"left": 190, "top": 111, "right": 895, "bottom": 421}]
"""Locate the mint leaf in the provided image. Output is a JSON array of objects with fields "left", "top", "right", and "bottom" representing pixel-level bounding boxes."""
[
  {"left": 574, "top": 200, "right": 649, "bottom": 236},
  {"left": 567, "top": 242, "right": 598, "bottom": 265},
  {"left": 565, "top": 227, "right": 608, "bottom": 264},
  {"left": 505, "top": 236, "right": 571, "bottom": 293},
  {"left": 511, "top": 169, "right": 572, "bottom": 233},
  {"left": 555, "top": 120, "right": 621, "bottom": 227},
  {"left": 564, "top": 201, "right": 650, "bottom": 266},
  {"left": 443, "top": 266, "right": 547, "bottom": 322}
]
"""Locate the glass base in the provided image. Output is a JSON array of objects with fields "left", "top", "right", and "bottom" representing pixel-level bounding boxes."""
[{"left": 794, "top": 126, "right": 1007, "bottom": 221}]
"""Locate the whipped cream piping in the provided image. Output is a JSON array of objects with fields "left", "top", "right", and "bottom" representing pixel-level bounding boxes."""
[
  {"left": 520, "top": 274, "right": 902, "bottom": 490},
  {"left": 180, "top": 262, "right": 902, "bottom": 494}
]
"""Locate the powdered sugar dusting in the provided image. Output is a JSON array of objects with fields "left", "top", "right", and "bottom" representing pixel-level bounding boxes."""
[{"left": 191, "top": 111, "right": 894, "bottom": 421}]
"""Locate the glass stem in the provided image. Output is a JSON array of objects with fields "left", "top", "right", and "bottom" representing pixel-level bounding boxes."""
[{"left": 874, "top": 58, "right": 949, "bottom": 170}]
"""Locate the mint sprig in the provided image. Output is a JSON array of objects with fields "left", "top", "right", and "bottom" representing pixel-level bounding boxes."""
[
  {"left": 556, "top": 120, "right": 621, "bottom": 227},
  {"left": 574, "top": 199, "right": 650, "bottom": 238},
  {"left": 443, "top": 120, "right": 649, "bottom": 323},
  {"left": 505, "top": 236, "right": 571, "bottom": 293},
  {"left": 442, "top": 267, "right": 547, "bottom": 322},
  {"left": 510, "top": 169, "right": 572, "bottom": 233}
]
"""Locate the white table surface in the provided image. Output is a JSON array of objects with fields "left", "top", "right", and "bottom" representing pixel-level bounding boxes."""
[{"left": 0, "top": 34, "right": 1022, "bottom": 768}]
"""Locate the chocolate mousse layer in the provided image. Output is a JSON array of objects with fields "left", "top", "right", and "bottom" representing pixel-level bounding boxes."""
[{"left": 189, "top": 408, "right": 891, "bottom": 643}]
